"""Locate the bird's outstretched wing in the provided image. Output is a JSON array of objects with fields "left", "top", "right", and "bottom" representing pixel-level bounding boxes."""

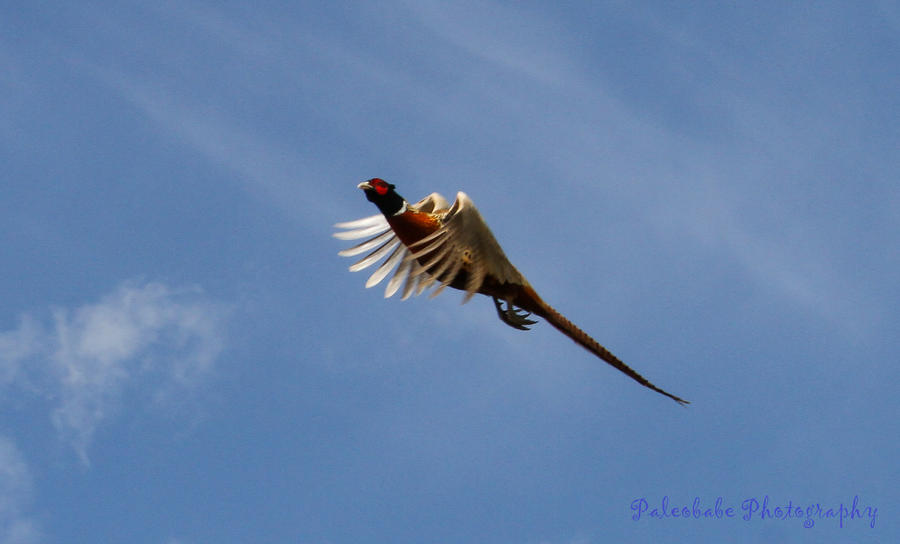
[{"left": 406, "top": 192, "right": 527, "bottom": 301}]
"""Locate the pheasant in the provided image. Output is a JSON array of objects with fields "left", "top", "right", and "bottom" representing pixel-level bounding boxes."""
[{"left": 334, "top": 178, "right": 689, "bottom": 405}]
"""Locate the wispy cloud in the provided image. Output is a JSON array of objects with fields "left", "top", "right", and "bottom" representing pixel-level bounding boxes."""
[
  {"left": 407, "top": 0, "right": 583, "bottom": 87},
  {"left": 90, "top": 68, "right": 332, "bottom": 227},
  {"left": 0, "top": 437, "right": 41, "bottom": 544},
  {"left": 0, "top": 281, "right": 228, "bottom": 465},
  {"left": 0, "top": 317, "right": 42, "bottom": 389},
  {"left": 63, "top": 1, "right": 356, "bottom": 230}
]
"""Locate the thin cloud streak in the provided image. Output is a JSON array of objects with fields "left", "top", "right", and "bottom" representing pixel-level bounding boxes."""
[
  {"left": 87, "top": 66, "right": 336, "bottom": 229},
  {"left": 406, "top": 0, "right": 586, "bottom": 88}
]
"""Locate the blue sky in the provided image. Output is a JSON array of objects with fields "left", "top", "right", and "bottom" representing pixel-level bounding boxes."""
[{"left": 1, "top": 1, "right": 898, "bottom": 542}]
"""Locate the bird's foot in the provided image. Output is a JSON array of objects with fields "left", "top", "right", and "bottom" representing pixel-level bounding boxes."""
[{"left": 492, "top": 297, "right": 537, "bottom": 330}]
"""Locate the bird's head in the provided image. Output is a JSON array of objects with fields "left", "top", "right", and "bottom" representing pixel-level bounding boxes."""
[
  {"left": 358, "top": 178, "right": 405, "bottom": 216},
  {"left": 358, "top": 178, "right": 395, "bottom": 199}
]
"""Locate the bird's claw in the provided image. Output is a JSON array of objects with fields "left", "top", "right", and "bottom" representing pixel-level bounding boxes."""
[{"left": 493, "top": 297, "right": 537, "bottom": 330}]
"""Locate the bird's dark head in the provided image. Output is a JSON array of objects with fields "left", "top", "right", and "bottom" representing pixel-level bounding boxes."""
[
  {"left": 358, "top": 178, "right": 394, "bottom": 200},
  {"left": 358, "top": 178, "right": 405, "bottom": 216}
]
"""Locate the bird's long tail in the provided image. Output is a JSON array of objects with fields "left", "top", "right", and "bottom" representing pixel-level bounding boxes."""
[{"left": 528, "top": 294, "right": 689, "bottom": 405}]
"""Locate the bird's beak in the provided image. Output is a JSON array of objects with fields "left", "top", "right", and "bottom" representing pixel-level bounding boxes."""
[{"left": 357, "top": 181, "right": 372, "bottom": 190}]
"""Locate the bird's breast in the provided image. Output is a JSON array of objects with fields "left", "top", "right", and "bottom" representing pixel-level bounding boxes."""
[{"left": 386, "top": 210, "right": 443, "bottom": 248}]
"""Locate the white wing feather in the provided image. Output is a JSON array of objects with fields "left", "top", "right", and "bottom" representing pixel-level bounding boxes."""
[{"left": 334, "top": 214, "right": 418, "bottom": 297}]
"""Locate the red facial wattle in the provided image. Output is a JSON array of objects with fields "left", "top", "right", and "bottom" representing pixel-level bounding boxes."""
[{"left": 369, "top": 178, "right": 389, "bottom": 195}]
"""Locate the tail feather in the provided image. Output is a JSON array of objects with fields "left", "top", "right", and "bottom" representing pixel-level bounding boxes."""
[{"left": 537, "top": 302, "right": 689, "bottom": 405}]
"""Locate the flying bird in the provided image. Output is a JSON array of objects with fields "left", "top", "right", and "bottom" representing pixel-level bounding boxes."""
[{"left": 334, "top": 178, "right": 688, "bottom": 405}]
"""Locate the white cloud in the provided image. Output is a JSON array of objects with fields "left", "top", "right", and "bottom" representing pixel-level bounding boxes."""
[
  {"left": 0, "top": 437, "right": 41, "bottom": 544},
  {"left": 0, "top": 316, "right": 42, "bottom": 388},
  {"left": 0, "top": 281, "right": 228, "bottom": 465}
]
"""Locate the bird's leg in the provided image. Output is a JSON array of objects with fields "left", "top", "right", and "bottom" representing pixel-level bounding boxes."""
[{"left": 492, "top": 297, "right": 537, "bottom": 331}]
